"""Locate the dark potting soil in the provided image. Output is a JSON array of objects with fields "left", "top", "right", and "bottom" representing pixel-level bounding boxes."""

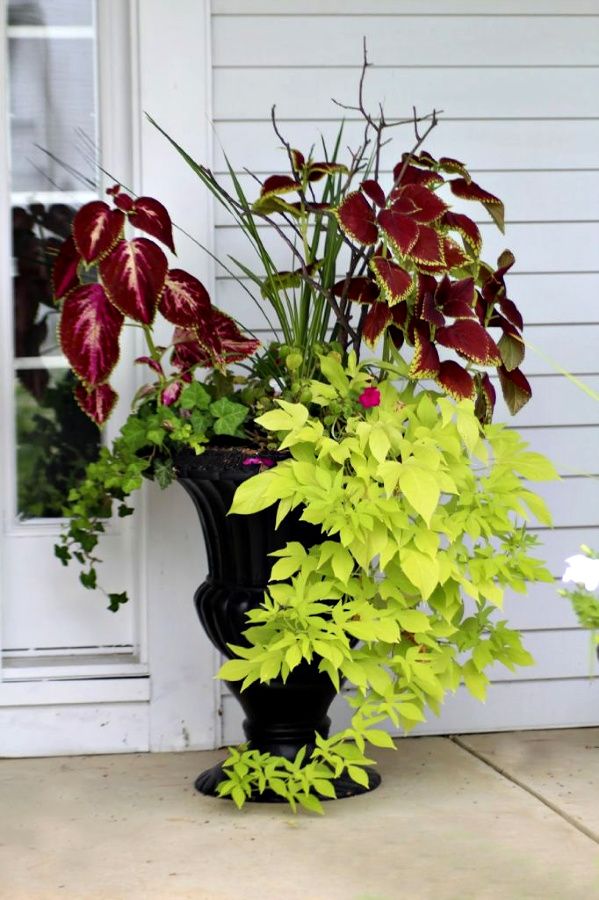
[{"left": 174, "top": 445, "right": 286, "bottom": 479}]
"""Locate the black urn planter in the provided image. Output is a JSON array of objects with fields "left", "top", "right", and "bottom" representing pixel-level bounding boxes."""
[{"left": 177, "top": 457, "right": 381, "bottom": 802}]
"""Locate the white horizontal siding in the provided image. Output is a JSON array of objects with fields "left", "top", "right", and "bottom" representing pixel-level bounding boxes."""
[{"left": 211, "top": 2, "right": 599, "bottom": 733}]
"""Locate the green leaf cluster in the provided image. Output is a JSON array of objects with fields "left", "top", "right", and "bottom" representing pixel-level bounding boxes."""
[{"left": 217, "top": 359, "right": 558, "bottom": 811}]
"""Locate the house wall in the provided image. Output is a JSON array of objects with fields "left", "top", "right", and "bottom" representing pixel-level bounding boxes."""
[{"left": 210, "top": 0, "right": 599, "bottom": 739}]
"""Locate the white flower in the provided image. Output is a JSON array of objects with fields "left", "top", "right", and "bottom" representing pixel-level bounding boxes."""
[{"left": 562, "top": 554, "right": 599, "bottom": 592}]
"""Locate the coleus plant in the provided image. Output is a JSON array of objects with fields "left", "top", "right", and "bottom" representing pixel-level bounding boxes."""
[{"left": 55, "top": 184, "right": 259, "bottom": 426}]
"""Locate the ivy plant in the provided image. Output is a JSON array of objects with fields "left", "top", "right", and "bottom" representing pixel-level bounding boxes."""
[{"left": 214, "top": 353, "right": 558, "bottom": 811}]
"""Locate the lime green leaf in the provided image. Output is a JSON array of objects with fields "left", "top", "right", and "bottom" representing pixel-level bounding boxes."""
[
  {"left": 513, "top": 452, "right": 559, "bottom": 482},
  {"left": 397, "top": 609, "right": 431, "bottom": 633},
  {"left": 348, "top": 765, "right": 370, "bottom": 788},
  {"left": 218, "top": 658, "right": 252, "bottom": 681},
  {"left": 363, "top": 729, "right": 396, "bottom": 749},
  {"left": 298, "top": 792, "right": 324, "bottom": 815},
  {"left": 319, "top": 354, "right": 350, "bottom": 394},
  {"left": 399, "top": 466, "right": 440, "bottom": 526}
]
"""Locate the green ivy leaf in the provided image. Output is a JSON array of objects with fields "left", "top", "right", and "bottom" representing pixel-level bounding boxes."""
[
  {"left": 180, "top": 381, "right": 212, "bottom": 410},
  {"left": 108, "top": 591, "right": 129, "bottom": 612},
  {"left": 210, "top": 397, "right": 248, "bottom": 436}
]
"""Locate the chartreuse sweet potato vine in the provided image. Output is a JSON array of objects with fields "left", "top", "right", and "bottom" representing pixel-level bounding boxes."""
[{"left": 216, "top": 353, "right": 557, "bottom": 812}]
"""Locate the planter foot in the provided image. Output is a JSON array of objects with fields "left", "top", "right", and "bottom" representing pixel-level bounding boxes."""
[{"left": 194, "top": 760, "right": 381, "bottom": 802}]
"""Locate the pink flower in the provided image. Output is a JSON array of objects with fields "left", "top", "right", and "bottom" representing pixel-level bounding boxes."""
[
  {"left": 358, "top": 386, "right": 381, "bottom": 409},
  {"left": 243, "top": 456, "right": 275, "bottom": 468}
]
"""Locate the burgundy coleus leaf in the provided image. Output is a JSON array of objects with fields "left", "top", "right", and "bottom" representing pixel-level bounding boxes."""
[
  {"left": 498, "top": 297, "right": 524, "bottom": 332},
  {"left": 73, "top": 201, "right": 125, "bottom": 265},
  {"left": 370, "top": 257, "right": 412, "bottom": 306},
  {"left": 307, "top": 161, "right": 349, "bottom": 181},
  {"left": 290, "top": 149, "right": 305, "bottom": 172},
  {"left": 209, "top": 308, "right": 261, "bottom": 364},
  {"left": 420, "top": 291, "right": 445, "bottom": 328},
  {"left": 409, "top": 323, "right": 441, "bottom": 379},
  {"left": 449, "top": 177, "right": 505, "bottom": 232},
  {"left": 75, "top": 382, "right": 118, "bottom": 426},
  {"left": 135, "top": 355, "right": 164, "bottom": 376},
  {"left": 442, "top": 211, "right": 481, "bottom": 255},
  {"left": 436, "top": 276, "right": 476, "bottom": 319},
  {"left": 392, "top": 161, "right": 444, "bottom": 189},
  {"left": 361, "top": 180, "right": 386, "bottom": 208},
  {"left": 99, "top": 237, "right": 168, "bottom": 325},
  {"left": 332, "top": 276, "right": 379, "bottom": 304},
  {"left": 377, "top": 208, "right": 419, "bottom": 256},
  {"left": 336, "top": 191, "right": 378, "bottom": 245},
  {"left": 171, "top": 326, "right": 208, "bottom": 372},
  {"left": 408, "top": 225, "right": 445, "bottom": 268},
  {"left": 498, "top": 364, "right": 532, "bottom": 415},
  {"left": 363, "top": 301, "right": 393, "bottom": 347},
  {"left": 443, "top": 238, "right": 469, "bottom": 269},
  {"left": 260, "top": 175, "right": 302, "bottom": 198},
  {"left": 159, "top": 269, "right": 212, "bottom": 328},
  {"left": 498, "top": 330, "right": 525, "bottom": 372},
  {"left": 59, "top": 283, "right": 124, "bottom": 386},
  {"left": 438, "top": 156, "right": 471, "bottom": 182},
  {"left": 113, "top": 192, "right": 135, "bottom": 213},
  {"left": 399, "top": 184, "right": 447, "bottom": 224},
  {"left": 52, "top": 236, "right": 80, "bottom": 301},
  {"left": 436, "top": 319, "right": 501, "bottom": 366},
  {"left": 475, "top": 372, "right": 497, "bottom": 424},
  {"left": 436, "top": 361, "right": 475, "bottom": 401},
  {"left": 129, "top": 197, "right": 175, "bottom": 254}
]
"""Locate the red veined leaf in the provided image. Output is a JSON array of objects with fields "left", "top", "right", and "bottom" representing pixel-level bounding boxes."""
[
  {"left": 442, "top": 298, "right": 478, "bottom": 319},
  {"left": 161, "top": 381, "right": 182, "bottom": 406},
  {"left": 378, "top": 208, "right": 419, "bottom": 256},
  {"left": 113, "top": 192, "right": 135, "bottom": 213},
  {"left": 436, "top": 360, "right": 475, "bottom": 401},
  {"left": 496, "top": 249, "right": 516, "bottom": 277},
  {"left": 400, "top": 184, "right": 447, "bottom": 224},
  {"left": 442, "top": 211, "right": 482, "bottom": 255},
  {"left": 59, "top": 283, "right": 124, "bottom": 386},
  {"left": 438, "top": 156, "right": 471, "bottom": 182},
  {"left": 290, "top": 149, "right": 305, "bottom": 172},
  {"left": 475, "top": 372, "right": 497, "bottom": 424},
  {"left": 449, "top": 177, "right": 505, "bottom": 232},
  {"left": 332, "top": 276, "right": 379, "bottom": 304},
  {"left": 498, "top": 330, "right": 525, "bottom": 372},
  {"left": 498, "top": 296, "right": 524, "bottom": 331},
  {"left": 99, "top": 237, "right": 168, "bottom": 325},
  {"left": 106, "top": 184, "right": 120, "bottom": 196},
  {"left": 135, "top": 355, "right": 164, "bottom": 376},
  {"left": 409, "top": 323, "right": 440, "bottom": 379},
  {"left": 388, "top": 325, "right": 405, "bottom": 350},
  {"left": 408, "top": 224, "right": 445, "bottom": 267},
  {"left": 497, "top": 364, "right": 532, "bottom": 415},
  {"left": 436, "top": 276, "right": 476, "bottom": 319},
  {"left": 307, "top": 161, "right": 349, "bottom": 181},
  {"left": 415, "top": 150, "right": 438, "bottom": 169},
  {"left": 171, "top": 326, "right": 209, "bottom": 372},
  {"left": 336, "top": 192, "right": 378, "bottom": 245},
  {"left": 159, "top": 268, "right": 212, "bottom": 327},
  {"left": 260, "top": 174, "right": 302, "bottom": 198},
  {"left": 210, "top": 308, "right": 261, "bottom": 364},
  {"left": 73, "top": 201, "right": 125, "bottom": 264},
  {"left": 363, "top": 302, "right": 393, "bottom": 347},
  {"left": 388, "top": 194, "right": 419, "bottom": 218},
  {"left": 436, "top": 320, "right": 501, "bottom": 366},
  {"left": 391, "top": 301, "right": 409, "bottom": 329},
  {"left": 75, "top": 382, "right": 118, "bottom": 426},
  {"left": 370, "top": 257, "right": 412, "bottom": 306},
  {"left": 129, "top": 196, "right": 175, "bottom": 254},
  {"left": 52, "top": 236, "right": 80, "bottom": 301},
  {"left": 361, "top": 180, "right": 386, "bottom": 208}
]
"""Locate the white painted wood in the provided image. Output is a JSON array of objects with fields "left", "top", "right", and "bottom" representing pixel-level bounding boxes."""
[
  {"left": 0, "top": 678, "right": 149, "bottom": 706},
  {"left": 494, "top": 376, "right": 599, "bottom": 426},
  {"left": 213, "top": 120, "right": 599, "bottom": 172},
  {"left": 214, "top": 1, "right": 599, "bottom": 14},
  {"left": 213, "top": 15, "right": 599, "bottom": 66},
  {"left": 221, "top": 679, "right": 599, "bottom": 745},
  {"left": 0, "top": 701, "right": 149, "bottom": 756},
  {"left": 7, "top": 25, "right": 94, "bottom": 38},
  {"left": 135, "top": 0, "right": 221, "bottom": 753},
  {"left": 214, "top": 67, "right": 599, "bottom": 121}
]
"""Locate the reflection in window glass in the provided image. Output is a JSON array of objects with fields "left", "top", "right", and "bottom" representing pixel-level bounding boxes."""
[
  {"left": 8, "top": 1, "right": 101, "bottom": 518},
  {"left": 15, "top": 369, "right": 101, "bottom": 519},
  {"left": 8, "top": 0, "right": 93, "bottom": 28}
]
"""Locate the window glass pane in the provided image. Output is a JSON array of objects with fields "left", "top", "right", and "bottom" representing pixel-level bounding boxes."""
[
  {"left": 8, "top": 0, "right": 93, "bottom": 27},
  {"left": 9, "top": 38, "right": 97, "bottom": 192},
  {"left": 7, "top": 2, "right": 101, "bottom": 519},
  {"left": 15, "top": 368, "right": 101, "bottom": 519}
]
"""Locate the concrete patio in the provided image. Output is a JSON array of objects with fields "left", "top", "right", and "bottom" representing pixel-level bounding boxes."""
[{"left": 2, "top": 728, "right": 599, "bottom": 900}]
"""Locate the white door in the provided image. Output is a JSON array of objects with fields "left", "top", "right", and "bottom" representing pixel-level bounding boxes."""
[{"left": 0, "top": 0, "right": 220, "bottom": 756}]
